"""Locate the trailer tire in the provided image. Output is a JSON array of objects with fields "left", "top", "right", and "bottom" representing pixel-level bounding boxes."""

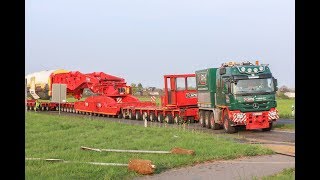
[
  {"left": 143, "top": 112, "right": 149, "bottom": 121},
  {"left": 122, "top": 110, "right": 128, "bottom": 119},
  {"left": 165, "top": 114, "right": 173, "bottom": 124},
  {"left": 262, "top": 122, "right": 273, "bottom": 131},
  {"left": 223, "top": 114, "right": 237, "bottom": 134},
  {"left": 174, "top": 115, "right": 181, "bottom": 124},
  {"left": 118, "top": 112, "right": 123, "bottom": 119},
  {"left": 210, "top": 112, "right": 220, "bottom": 130},
  {"left": 199, "top": 110, "right": 205, "bottom": 127},
  {"left": 149, "top": 112, "right": 156, "bottom": 122},
  {"left": 135, "top": 111, "right": 142, "bottom": 120},
  {"left": 157, "top": 113, "right": 164, "bottom": 123},
  {"left": 128, "top": 111, "right": 135, "bottom": 120},
  {"left": 205, "top": 111, "right": 211, "bottom": 128},
  {"left": 188, "top": 117, "right": 195, "bottom": 123}
]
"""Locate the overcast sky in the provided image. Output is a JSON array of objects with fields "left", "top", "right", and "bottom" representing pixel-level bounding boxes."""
[{"left": 26, "top": 0, "right": 294, "bottom": 88}]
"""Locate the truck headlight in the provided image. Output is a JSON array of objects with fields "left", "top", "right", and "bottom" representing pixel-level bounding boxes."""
[
  {"left": 253, "top": 68, "right": 258, "bottom": 73},
  {"left": 259, "top": 66, "right": 264, "bottom": 71},
  {"left": 247, "top": 68, "right": 252, "bottom": 73}
]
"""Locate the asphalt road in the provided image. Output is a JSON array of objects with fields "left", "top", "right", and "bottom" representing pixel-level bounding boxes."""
[
  {"left": 135, "top": 154, "right": 295, "bottom": 180},
  {"left": 276, "top": 119, "right": 295, "bottom": 124}
]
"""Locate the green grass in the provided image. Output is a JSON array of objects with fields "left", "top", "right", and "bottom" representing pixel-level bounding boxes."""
[
  {"left": 273, "top": 124, "right": 295, "bottom": 131},
  {"left": 26, "top": 112, "right": 272, "bottom": 179},
  {"left": 258, "top": 168, "right": 295, "bottom": 180},
  {"left": 276, "top": 98, "right": 295, "bottom": 119}
]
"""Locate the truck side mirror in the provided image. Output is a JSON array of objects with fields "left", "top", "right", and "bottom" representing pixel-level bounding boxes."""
[{"left": 273, "top": 78, "right": 278, "bottom": 91}]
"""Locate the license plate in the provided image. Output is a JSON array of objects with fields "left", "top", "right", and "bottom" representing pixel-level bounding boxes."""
[{"left": 253, "top": 112, "right": 262, "bottom": 116}]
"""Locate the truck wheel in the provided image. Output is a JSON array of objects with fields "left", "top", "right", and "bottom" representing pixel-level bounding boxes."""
[
  {"left": 210, "top": 112, "right": 220, "bottom": 130},
  {"left": 223, "top": 114, "right": 237, "bottom": 134},
  {"left": 149, "top": 112, "right": 156, "bottom": 122},
  {"left": 135, "top": 111, "right": 142, "bottom": 120},
  {"left": 157, "top": 113, "right": 164, "bottom": 123},
  {"left": 199, "top": 111, "right": 205, "bottom": 127},
  {"left": 128, "top": 111, "right": 136, "bottom": 120},
  {"left": 165, "top": 114, "right": 173, "bottom": 124},
  {"left": 262, "top": 122, "right": 273, "bottom": 131},
  {"left": 205, "top": 111, "right": 211, "bottom": 128}
]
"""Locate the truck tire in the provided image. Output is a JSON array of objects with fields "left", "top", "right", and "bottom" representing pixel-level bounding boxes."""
[
  {"left": 262, "top": 122, "right": 273, "bottom": 131},
  {"left": 157, "top": 113, "right": 164, "bottom": 123},
  {"left": 128, "top": 111, "right": 135, "bottom": 120},
  {"left": 135, "top": 111, "right": 142, "bottom": 120},
  {"left": 205, "top": 111, "right": 211, "bottom": 128},
  {"left": 199, "top": 110, "right": 205, "bottom": 127},
  {"left": 223, "top": 114, "right": 237, "bottom": 134},
  {"left": 165, "top": 114, "right": 173, "bottom": 124},
  {"left": 210, "top": 112, "right": 221, "bottom": 130},
  {"left": 149, "top": 112, "right": 156, "bottom": 122}
]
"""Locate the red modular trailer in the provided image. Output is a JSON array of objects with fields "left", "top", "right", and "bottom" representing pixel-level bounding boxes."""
[{"left": 26, "top": 71, "right": 198, "bottom": 124}]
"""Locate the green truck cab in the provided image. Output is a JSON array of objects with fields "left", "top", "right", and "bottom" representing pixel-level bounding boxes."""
[{"left": 195, "top": 61, "right": 279, "bottom": 133}]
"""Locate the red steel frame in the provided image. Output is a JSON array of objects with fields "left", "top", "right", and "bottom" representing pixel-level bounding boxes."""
[{"left": 26, "top": 72, "right": 199, "bottom": 123}]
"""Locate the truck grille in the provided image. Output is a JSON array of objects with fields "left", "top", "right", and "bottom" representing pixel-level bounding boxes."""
[{"left": 238, "top": 101, "right": 274, "bottom": 112}]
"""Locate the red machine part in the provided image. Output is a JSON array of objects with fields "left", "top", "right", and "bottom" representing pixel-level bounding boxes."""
[
  {"left": 27, "top": 73, "right": 199, "bottom": 123},
  {"left": 50, "top": 71, "right": 129, "bottom": 100}
]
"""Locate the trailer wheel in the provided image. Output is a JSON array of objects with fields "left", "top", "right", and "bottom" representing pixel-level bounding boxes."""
[
  {"left": 262, "top": 122, "right": 273, "bottom": 131},
  {"left": 188, "top": 117, "right": 195, "bottom": 123},
  {"left": 118, "top": 112, "right": 123, "bottom": 119},
  {"left": 223, "top": 114, "right": 237, "bottom": 134},
  {"left": 165, "top": 114, "right": 173, "bottom": 124},
  {"left": 143, "top": 112, "right": 149, "bottom": 121},
  {"left": 128, "top": 111, "right": 136, "bottom": 120},
  {"left": 174, "top": 115, "right": 181, "bottom": 124},
  {"left": 149, "top": 112, "right": 156, "bottom": 122},
  {"left": 205, "top": 111, "right": 211, "bottom": 128},
  {"left": 157, "top": 113, "right": 164, "bottom": 123},
  {"left": 122, "top": 110, "right": 128, "bottom": 119},
  {"left": 209, "top": 112, "right": 220, "bottom": 130},
  {"left": 135, "top": 111, "right": 142, "bottom": 120},
  {"left": 199, "top": 110, "right": 205, "bottom": 127}
]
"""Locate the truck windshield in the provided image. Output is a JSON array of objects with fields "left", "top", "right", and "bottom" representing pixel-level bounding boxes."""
[{"left": 232, "top": 78, "right": 274, "bottom": 95}]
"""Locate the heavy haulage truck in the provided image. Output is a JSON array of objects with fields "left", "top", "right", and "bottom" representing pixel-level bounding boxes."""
[
  {"left": 196, "top": 61, "right": 279, "bottom": 133},
  {"left": 25, "top": 60, "right": 279, "bottom": 133}
]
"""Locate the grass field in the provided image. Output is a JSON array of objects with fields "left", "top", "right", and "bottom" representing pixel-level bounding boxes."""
[
  {"left": 26, "top": 112, "right": 272, "bottom": 179},
  {"left": 256, "top": 168, "right": 295, "bottom": 180},
  {"left": 276, "top": 98, "right": 295, "bottom": 119}
]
